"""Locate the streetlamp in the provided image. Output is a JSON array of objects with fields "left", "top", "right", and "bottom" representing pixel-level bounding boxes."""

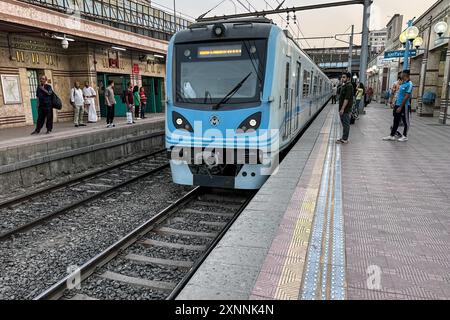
[
  {"left": 434, "top": 21, "right": 448, "bottom": 37},
  {"left": 400, "top": 23, "right": 420, "bottom": 70},
  {"left": 398, "top": 19, "right": 421, "bottom": 132},
  {"left": 413, "top": 37, "right": 424, "bottom": 49},
  {"left": 433, "top": 21, "right": 449, "bottom": 124}
]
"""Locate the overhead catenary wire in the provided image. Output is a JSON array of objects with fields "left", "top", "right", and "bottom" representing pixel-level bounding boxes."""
[{"left": 270, "top": 0, "right": 312, "bottom": 48}]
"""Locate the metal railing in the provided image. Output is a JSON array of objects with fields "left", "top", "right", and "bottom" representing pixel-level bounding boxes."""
[{"left": 21, "top": 0, "right": 192, "bottom": 41}]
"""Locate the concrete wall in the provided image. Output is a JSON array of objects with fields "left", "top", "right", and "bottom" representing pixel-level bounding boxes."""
[{"left": 0, "top": 120, "right": 165, "bottom": 195}]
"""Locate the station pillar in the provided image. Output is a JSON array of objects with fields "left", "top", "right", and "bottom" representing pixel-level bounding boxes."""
[{"left": 439, "top": 44, "right": 450, "bottom": 124}]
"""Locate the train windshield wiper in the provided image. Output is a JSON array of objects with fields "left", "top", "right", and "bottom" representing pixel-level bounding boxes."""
[{"left": 212, "top": 72, "right": 252, "bottom": 110}]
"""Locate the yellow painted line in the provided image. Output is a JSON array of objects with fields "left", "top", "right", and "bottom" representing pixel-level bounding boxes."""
[{"left": 273, "top": 110, "right": 335, "bottom": 300}]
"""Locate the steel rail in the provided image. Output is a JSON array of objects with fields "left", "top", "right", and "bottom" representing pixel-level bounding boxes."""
[
  {"left": 33, "top": 187, "right": 202, "bottom": 300},
  {"left": 166, "top": 190, "right": 256, "bottom": 300},
  {"left": 0, "top": 154, "right": 170, "bottom": 241},
  {"left": 0, "top": 147, "right": 167, "bottom": 210}
]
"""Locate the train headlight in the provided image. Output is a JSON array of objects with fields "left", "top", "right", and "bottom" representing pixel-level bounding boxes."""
[
  {"left": 172, "top": 111, "right": 194, "bottom": 132},
  {"left": 212, "top": 23, "right": 226, "bottom": 37},
  {"left": 237, "top": 112, "right": 262, "bottom": 134}
]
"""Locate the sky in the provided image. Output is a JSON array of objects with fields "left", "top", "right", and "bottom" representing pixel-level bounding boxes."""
[{"left": 153, "top": 0, "right": 438, "bottom": 48}]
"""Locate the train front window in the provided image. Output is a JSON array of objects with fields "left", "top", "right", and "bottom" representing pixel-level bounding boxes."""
[{"left": 175, "top": 40, "right": 267, "bottom": 108}]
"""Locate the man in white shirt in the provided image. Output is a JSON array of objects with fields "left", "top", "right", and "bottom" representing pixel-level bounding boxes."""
[
  {"left": 71, "top": 82, "right": 86, "bottom": 127},
  {"left": 83, "top": 81, "right": 98, "bottom": 123}
]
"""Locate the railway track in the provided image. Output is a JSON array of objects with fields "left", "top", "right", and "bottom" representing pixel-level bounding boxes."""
[
  {"left": 0, "top": 149, "right": 170, "bottom": 241},
  {"left": 34, "top": 187, "right": 255, "bottom": 300}
]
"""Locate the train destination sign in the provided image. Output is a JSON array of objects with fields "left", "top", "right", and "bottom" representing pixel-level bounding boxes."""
[
  {"left": 198, "top": 45, "right": 242, "bottom": 58},
  {"left": 384, "top": 50, "right": 417, "bottom": 59}
]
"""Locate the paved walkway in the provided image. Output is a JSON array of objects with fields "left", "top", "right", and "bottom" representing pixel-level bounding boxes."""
[
  {"left": 0, "top": 114, "right": 164, "bottom": 150},
  {"left": 343, "top": 103, "right": 450, "bottom": 299}
]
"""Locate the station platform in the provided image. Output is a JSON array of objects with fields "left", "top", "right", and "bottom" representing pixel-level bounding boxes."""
[
  {"left": 0, "top": 115, "right": 164, "bottom": 150},
  {"left": 0, "top": 115, "right": 165, "bottom": 197},
  {"left": 177, "top": 103, "right": 450, "bottom": 300}
]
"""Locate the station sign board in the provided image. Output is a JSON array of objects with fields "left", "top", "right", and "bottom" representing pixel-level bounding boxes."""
[{"left": 384, "top": 50, "right": 417, "bottom": 59}]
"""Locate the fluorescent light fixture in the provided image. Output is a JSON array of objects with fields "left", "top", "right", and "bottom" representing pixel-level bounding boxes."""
[
  {"left": 111, "top": 46, "right": 127, "bottom": 51},
  {"left": 52, "top": 35, "right": 75, "bottom": 42},
  {"left": 154, "top": 54, "right": 165, "bottom": 59}
]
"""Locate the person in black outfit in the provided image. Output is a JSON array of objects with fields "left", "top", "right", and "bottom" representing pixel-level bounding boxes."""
[
  {"left": 336, "top": 72, "right": 354, "bottom": 144},
  {"left": 31, "top": 75, "right": 54, "bottom": 135}
]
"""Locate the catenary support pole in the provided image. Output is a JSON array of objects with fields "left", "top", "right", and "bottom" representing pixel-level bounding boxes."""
[
  {"left": 348, "top": 24, "right": 354, "bottom": 73},
  {"left": 359, "top": 0, "right": 371, "bottom": 84}
]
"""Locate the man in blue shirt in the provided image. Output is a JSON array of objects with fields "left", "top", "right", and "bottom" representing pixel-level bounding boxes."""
[
  {"left": 383, "top": 70, "right": 413, "bottom": 142},
  {"left": 31, "top": 75, "right": 54, "bottom": 135}
]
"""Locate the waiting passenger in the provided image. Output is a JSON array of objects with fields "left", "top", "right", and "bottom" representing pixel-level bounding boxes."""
[
  {"left": 336, "top": 72, "right": 354, "bottom": 144},
  {"left": 331, "top": 85, "right": 338, "bottom": 104},
  {"left": 125, "top": 82, "right": 135, "bottom": 124},
  {"left": 355, "top": 82, "right": 365, "bottom": 115},
  {"left": 83, "top": 81, "right": 98, "bottom": 123},
  {"left": 133, "top": 86, "right": 141, "bottom": 120},
  {"left": 139, "top": 87, "right": 147, "bottom": 119},
  {"left": 31, "top": 75, "right": 54, "bottom": 135},
  {"left": 70, "top": 82, "right": 86, "bottom": 128},
  {"left": 383, "top": 70, "right": 413, "bottom": 142},
  {"left": 105, "top": 80, "right": 116, "bottom": 128}
]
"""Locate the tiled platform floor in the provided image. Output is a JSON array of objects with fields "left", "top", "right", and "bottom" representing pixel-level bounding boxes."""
[
  {"left": 0, "top": 114, "right": 164, "bottom": 149},
  {"left": 177, "top": 102, "right": 450, "bottom": 300},
  {"left": 343, "top": 103, "right": 450, "bottom": 300}
]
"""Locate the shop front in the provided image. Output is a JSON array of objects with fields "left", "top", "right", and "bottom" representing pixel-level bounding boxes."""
[{"left": 93, "top": 47, "right": 166, "bottom": 120}]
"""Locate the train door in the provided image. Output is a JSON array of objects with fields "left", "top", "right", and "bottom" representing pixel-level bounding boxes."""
[
  {"left": 294, "top": 62, "right": 301, "bottom": 132},
  {"left": 283, "top": 61, "right": 291, "bottom": 141}
]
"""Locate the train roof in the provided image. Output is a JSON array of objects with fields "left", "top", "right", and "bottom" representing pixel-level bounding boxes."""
[
  {"left": 189, "top": 17, "right": 274, "bottom": 28},
  {"left": 174, "top": 17, "right": 275, "bottom": 44}
]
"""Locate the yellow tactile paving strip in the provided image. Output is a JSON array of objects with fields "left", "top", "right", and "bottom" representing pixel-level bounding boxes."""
[{"left": 251, "top": 110, "right": 335, "bottom": 300}]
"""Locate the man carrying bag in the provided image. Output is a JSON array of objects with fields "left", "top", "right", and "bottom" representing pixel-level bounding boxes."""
[{"left": 31, "top": 75, "right": 55, "bottom": 135}]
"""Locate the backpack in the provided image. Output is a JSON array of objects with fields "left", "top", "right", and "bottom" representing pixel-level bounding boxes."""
[{"left": 121, "top": 90, "right": 127, "bottom": 103}]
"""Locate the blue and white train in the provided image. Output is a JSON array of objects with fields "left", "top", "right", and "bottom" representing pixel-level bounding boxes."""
[{"left": 166, "top": 17, "right": 332, "bottom": 190}]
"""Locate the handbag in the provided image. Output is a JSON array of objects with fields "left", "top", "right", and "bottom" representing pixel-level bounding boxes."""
[{"left": 52, "top": 92, "right": 63, "bottom": 110}]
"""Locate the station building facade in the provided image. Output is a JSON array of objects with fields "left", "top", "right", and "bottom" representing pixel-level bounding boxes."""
[
  {"left": 0, "top": 32, "right": 166, "bottom": 128},
  {"left": 0, "top": 0, "right": 190, "bottom": 129},
  {"left": 367, "top": 0, "right": 450, "bottom": 123}
]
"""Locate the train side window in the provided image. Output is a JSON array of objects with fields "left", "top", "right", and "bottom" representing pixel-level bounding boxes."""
[
  {"left": 302, "top": 70, "right": 310, "bottom": 98},
  {"left": 310, "top": 71, "right": 314, "bottom": 96},
  {"left": 313, "top": 76, "right": 318, "bottom": 96}
]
